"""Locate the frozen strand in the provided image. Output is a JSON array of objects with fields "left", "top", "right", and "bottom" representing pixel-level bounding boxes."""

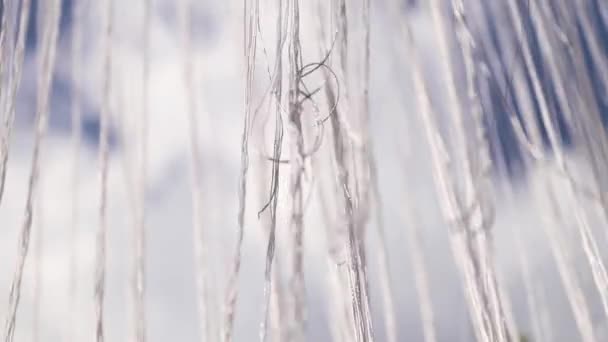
[
  {"left": 430, "top": 1, "right": 508, "bottom": 339},
  {"left": 504, "top": 66, "right": 598, "bottom": 342},
  {"left": 95, "top": 0, "right": 113, "bottom": 341},
  {"left": 536, "top": 0, "right": 608, "bottom": 247},
  {"left": 388, "top": 1, "right": 490, "bottom": 340},
  {"left": 407, "top": 229, "right": 437, "bottom": 342},
  {"left": 452, "top": 5, "right": 513, "bottom": 338},
  {"left": 336, "top": 1, "right": 374, "bottom": 340},
  {"left": 0, "top": 0, "right": 7, "bottom": 92},
  {"left": 3, "top": 0, "right": 61, "bottom": 340},
  {"left": 329, "top": 116, "right": 367, "bottom": 342},
  {"left": 507, "top": 0, "right": 608, "bottom": 321},
  {"left": 260, "top": 0, "right": 287, "bottom": 340},
  {"left": 403, "top": 1, "right": 494, "bottom": 340},
  {"left": 0, "top": 0, "right": 31, "bottom": 205},
  {"left": 549, "top": 0, "right": 608, "bottom": 217},
  {"left": 130, "top": 0, "right": 150, "bottom": 341},
  {"left": 325, "top": 48, "right": 369, "bottom": 342},
  {"left": 261, "top": 158, "right": 288, "bottom": 342},
  {"left": 0, "top": 0, "right": 11, "bottom": 118},
  {"left": 514, "top": 230, "right": 546, "bottom": 342},
  {"left": 312, "top": 4, "right": 355, "bottom": 341},
  {"left": 363, "top": 0, "right": 397, "bottom": 336},
  {"left": 222, "top": 0, "right": 258, "bottom": 340},
  {"left": 572, "top": 0, "right": 608, "bottom": 103},
  {"left": 325, "top": 3, "right": 370, "bottom": 341},
  {"left": 355, "top": 2, "right": 375, "bottom": 339},
  {"left": 287, "top": 1, "right": 307, "bottom": 341},
  {"left": 504, "top": 34, "right": 596, "bottom": 340},
  {"left": 313, "top": 128, "right": 352, "bottom": 342},
  {"left": 428, "top": 0, "right": 474, "bottom": 203},
  {"left": 179, "top": 0, "right": 211, "bottom": 340},
  {"left": 321, "top": 72, "right": 357, "bottom": 342},
  {"left": 397, "top": 196, "right": 436, "bottom": 342},
  {"left": 554, "top": 0, "right": 608, "bottom": 183},
  {"left": 68, "top": 1, "right": 84, "bottom": 341},
  {"left": 367, "top": 162, "right": 397, "bottom": 342},
  {"left": 32, "top": 165, "right": 44, "bottom": 342},
  {"left": 540, "top": 181, "right": 596, "bottom": 342},
  {"left": 600, "top": 0, "right": 608, "bottom": 29}
]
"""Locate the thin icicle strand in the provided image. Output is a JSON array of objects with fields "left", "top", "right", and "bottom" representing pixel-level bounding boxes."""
[
  {"left": 360, "top": 0, "right": 396, "bottom": 338},
  {"left": 312, "top": 4, "right": 356, "bottom": 341},
  {"left": 95, "top": 0, "right": 113, "bottom": 340},
  {"left": 0, "top": 0, "right": 7, "bottom": 87},
  {"left": 179, "top": 0, "right": 210, "bottom": 340},
  {"left": 541, "top": 181, "right": 596, "bottom": 342},
  {"left": 32, "top": 162, "right": 44, "bottom": 342},
  {"left": 131, "top": 1, "right": 150, "bottom": 341},
  {"left": 572, "top": 0, "right": 608, "bottom": 101},
  {"left": 399, "top": 203, "right": 437, "bottom": 342},
  {"left": 68, "top": 1, "right": 83, "bottom": 341},
  {"left": 326, "top": 32, "right": 370, "bottom": 342},
  {"left": 3, "top": 0, "right": 61, "bottom": 340},
  {"left": 368, "top": 164, "right": 397, "bottom": 342},
  {"left": 260, "top": 0, "right": 287, "bottom": 340},
  {"left": 514, "top": 230, "right": 546, "bottom": 342},
  {"left": 287, "top": 1, "right": 307, "bottom": 340},
  {"left": 354, "top": 2, "right": 375, "bottom": 339},
  {"left": 333, "top": 1, "right": 374, "bottom": 340},
  {"left": 222, "top": 0, "right": 258, "bottom": 340},
  {"left": 0, "top": 0, "right": 31, "bottom": 206}
]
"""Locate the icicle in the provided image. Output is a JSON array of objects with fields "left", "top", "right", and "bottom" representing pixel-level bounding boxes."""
[
  {"left": 330, "top": 1, "right": 375, "bottom": 340},
  {"left": 387, "top": 0, "right": 492, "bottom": 340},
  {"left": 131, "top": 0, "right": 150, "bottom": 341},
  {"left": 547, "top": 0, "right": 608, "bottom": 221},
  {"left": 572, "top": 0, "right": 608, "bottom": 102},
  {"left": 222, "top": 0, "right": 258, "bottom": 339},
  {"left": 429, "top": 1, "right": 510, "bottom": 338},
  {"left": 32, "top": 166, "right": 44, "bottom": 342},
  {"left": 286, "top": 1, "right": 307, "bottom": 340},
  {"left": 0, "top": 0, "right": 7, "bottom": 88},
  {"left": 179, "top": 0, "right": 211, "bottom": 340},
  {"left": 260, "top": 0, "right": 287, "bottom": 340},
  {"left": 68, "top": 0, "right": 83, "bottom": 340},
  {"left": 508, "top": 0, "right": 608, "bottom": 324},
  {"left": 95, "top": 0, "right": 113, "bottom": 340},
  {"left": 399, "top": 202, "right": 437, "bottom": 342},
  {"left": 0, "top": 0, "right": 31, "bottom": 206},
  {"left": 357, "top": 1, "right": 396, "bottom": 340},
  {"left": 541, "top": 182, "right": 596, "bottom": 342},
  {"left": 514, "top": 229, "right": 546, "bottom": 342},
  {"left": 3, "top": 0, "right": 62, "bottom": 340}
]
